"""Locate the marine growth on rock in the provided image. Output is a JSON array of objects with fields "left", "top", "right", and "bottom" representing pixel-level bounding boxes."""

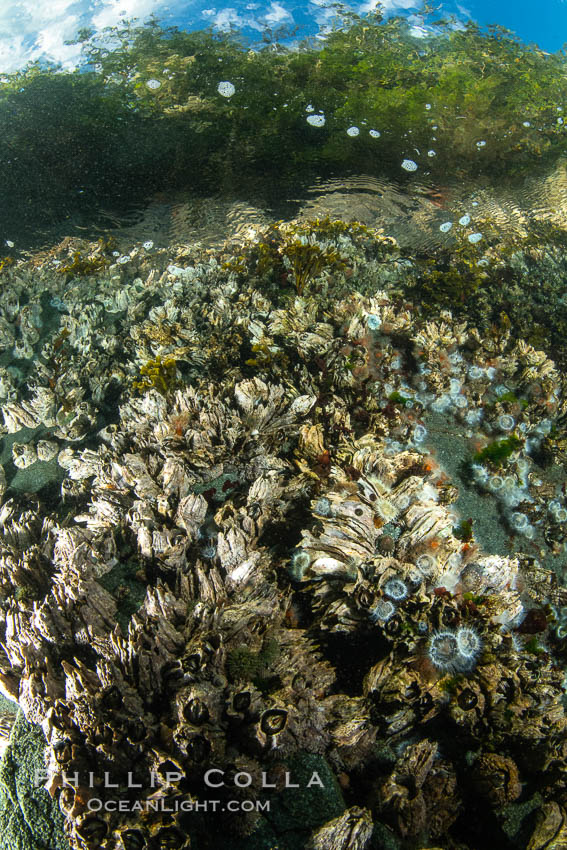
[{"left": 0, "top": 211, "right": 566, "bottom": 850}]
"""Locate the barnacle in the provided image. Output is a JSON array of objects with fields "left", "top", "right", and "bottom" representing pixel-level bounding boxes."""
[{"left": 2, "top": 213, "right": 567, "bottom": 850}]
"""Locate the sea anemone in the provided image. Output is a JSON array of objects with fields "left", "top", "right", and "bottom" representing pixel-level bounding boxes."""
[
  {"left": 415, "top": 553, "right": 437, "bottom": 577},
  {"left": 288, "top": 549, "right": 311, "bottom": 581},
  {"left": 370, "top": 599, "right": 396, "bottom": 623},
  {"left": 200, "top": 542, "right": 217, "bottom": 560},
  {"left": 428, "top": 629, "right": 462, "bottom": 673},
  {"left": 497, "top": 414, "right": 515, "bottom": 432},
  {"left": 383, "top": 577, "right": 408, "bottom": 601},
  {"left": 456, "top": 626, "right": 482, "bottom": 667},
  {"left": 313, "top": 497, "right": 332, "bottom": 517},
  {"left": 428, "top": 626, "right": 482, "bottom": 674}
]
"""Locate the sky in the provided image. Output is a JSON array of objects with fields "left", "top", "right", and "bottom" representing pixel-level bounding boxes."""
[{"left": 0, "top": 0, "right": 566, "bottom": 74}]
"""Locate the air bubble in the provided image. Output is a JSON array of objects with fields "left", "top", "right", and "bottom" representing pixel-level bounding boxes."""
[{"left": 217, "top": 81, "right": 235, "bottom": 97}]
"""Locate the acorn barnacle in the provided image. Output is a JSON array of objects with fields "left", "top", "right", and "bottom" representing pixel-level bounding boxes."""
[
  {"left": 182, "top": 696, "right": 210, "bottom": 725},
  {"left": 260, "top": 708, "right": 288, "bottom": 735},
  {"left": 75, "top": 815, "right": 108, "bottom": 845},
  {"left": 233, "top": 691, "right": 251, "bottom": 712},
  {"left": 118, "top": 828, "right": 147, "bottom": 850}
]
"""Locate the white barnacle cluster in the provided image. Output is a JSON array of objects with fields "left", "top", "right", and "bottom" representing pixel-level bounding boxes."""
[
  {"left": 0, "top": 208, "right": 566, "bottom": 850},
  {"left": 0, "top": 224, "right": 563, "bottom": 850},
  {"left": 293, "top": 424, "right": 543, "bottom": 645}
]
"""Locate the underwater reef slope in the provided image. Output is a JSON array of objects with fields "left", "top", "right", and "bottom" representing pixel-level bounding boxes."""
[{"left": 0, "top": 219, "right": 566, "bottom": 849}]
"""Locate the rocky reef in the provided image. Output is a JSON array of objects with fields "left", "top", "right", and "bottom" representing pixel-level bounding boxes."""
[{"left": 0, "top": 218, "right": 567, "bottom": 850}]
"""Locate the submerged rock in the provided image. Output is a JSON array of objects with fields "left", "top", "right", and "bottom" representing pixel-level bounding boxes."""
[{"left": 0, "top": 220, "right": 566, "bottom": 848}]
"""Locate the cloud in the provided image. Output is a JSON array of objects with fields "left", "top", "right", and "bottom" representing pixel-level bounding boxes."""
[
  {"left": 0, "top": 0, "right": 175, "bottom": 72},
  {"left": 358, "top": 0, "right": 421, "bottom": 12},
  {"left": 208, "top": 6, "right": 246, "bottom": 30},
  {"left": 91, "top": 0, "right": 166, "bottom": 30},
  {"left": 0, "top": 0, "right": 479, "bottom": 74},
  {"left": 36, "top": 16, "right": 83, "bottom": 67},
  {"left": 0, "top": 0, "right": 86, "bottom": 70},
  {"left": 264, "top": 2, "right": 293, "bottom": 25}
]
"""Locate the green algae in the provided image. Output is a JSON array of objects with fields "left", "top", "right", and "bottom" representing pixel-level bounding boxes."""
[
  {"left": 265, "top": 753, "right": 344, "bottom": 848},
  {"left": 186, "top": 753, "right": 345, "bottom": 850},
  {"left": 96, "top": 559, "right": 147, "bottom": 634},
  {"left": 3, "top": 15, "right": 567, "bottom": 238},
  {"left": 226, "top": 637, "right": 281, "bottom": 688},
  {"left": 387, "top": 391, "right": 411, "bottom": 406},
  {"left": 524, "top": 637, "right": 547, "bottom": 655},
  {"left": 453, "top": 518, "right": 474, "bottom": 541},
  {"left": 422, "top": 412, "right": 511, "bottom": 557},
  {"left": 473, "top": 435, "right": 522, "bottom": 467},
  {"left": 439, "top": 674, "right": 466, "bottom": 695},
  {"left": 0, "top": 712, "right": 70, "bottom": 850}
]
